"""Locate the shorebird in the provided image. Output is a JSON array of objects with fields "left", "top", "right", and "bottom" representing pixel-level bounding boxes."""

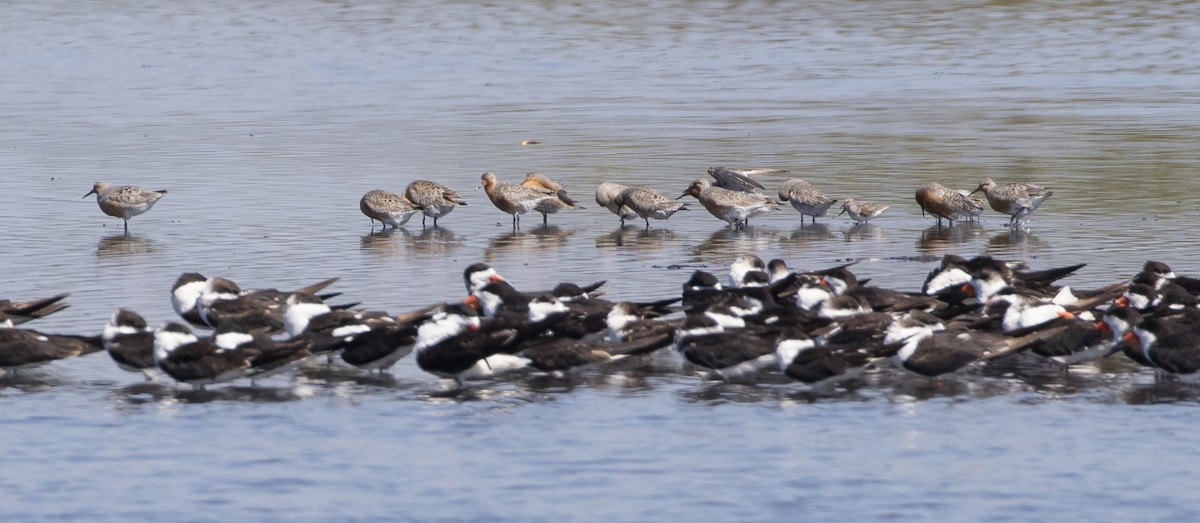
[
  {"left": 612, "top": 186, "right": 688, "bottom": 228},
  {"left": 778, "top": 179, "right": 837, "bottom": 224},
  {"left": 706, "top": 167, "right": 769, "bottom": 193},
  {"left": 477, "top": 172, "right": 557, "bottom": 229},
  {"left": 83, "top": 182, "right": 167, "bottom": 233},
  {"left": 521, "top": 172, "right": 584, "bottom": 225},
  {"left": 838, "top": 199, "right": 890, "bottom": 225},
  {"left": 915, "top": 183, "right": 984, "bottom": 227},
  {"left": 595, "top": 182, "right": 639, "bottom": 226},
  {"left": 359, "top": 189, "right": 420, "bottom": 229},
  {"left": 970, "top": 178, "right": 1053, "bottom": 228},
  {"left": 404, "top": 180, "right": 467, "bottom": 228},
  {"left": 677, "top": 178, "right": 778, "bottom": 229}
]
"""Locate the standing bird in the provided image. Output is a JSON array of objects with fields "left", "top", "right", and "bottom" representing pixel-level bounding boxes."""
[
  {"left": 83, "top": 182, "right": 168, "bottom": 233},
  {"left": 404, "top": 180, "right": 468, "bottom": 228},
  {"left": 678, "top": 178, "right": 778, "bottom": 229},
  {"left": 520, "top": 172, "right": 584, "bottom": 225},
  {"left": 915, "top": 183, "right": 984, "bottom": 227},
  {"left": 477, "top": 172, "right": 557, "bottom": 229},
  {"left": 838, "top": 199, "right": 890, "bottom": 225},
  {"left": 612, "top": 186, "right": 688, "bottom": 228},
  {"left": 595, "top": 182, "right": 639, "bottom": 226},
  {"left": 778, "top": 179, "right": 837, "bottom": 225},
  {"left": 102, "top": 309, "right": 158, "bottom": 380},
  {"left": 359, "top": 189, "right": 420, "bottom": 229},
  {"left": 970, "top": 178, "right": 1053, "bottom": 228}
]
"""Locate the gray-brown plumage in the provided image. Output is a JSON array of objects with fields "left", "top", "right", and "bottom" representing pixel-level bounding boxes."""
[
  {"left": 678, "top": 178, "right": 778, "bottom": 229},
  {"left": 706, "top": 166, "right": 766, "bottom": 193},
  {"left": 477, "top": 172, "right": 557, "bottom": 229},
  {"left": 612, "top": 186, "right": 688, "bottom": 228},
  {"left": 915, "top": 183, "right": 984, "bottom": 227},
  {"left": 838, "top": 198, "right": 890, "bottom": 225},
  {"left": 778, "top": 179, "right": 837, "bottom": 224},
  {"left": 83, "top": 182, "right": 168, "bottom": 233},
  {"left": 359, "top": 189, "right": 420, "bottom": 228},
  {"left": 970, "top": 178, "right": 1053, "bottom": 228},
  {"left": 521, "top": 172, "right": 584, "bottom": 225},
  {"left": 595, "top": 182, "right": 639, "bottom": 225},
  {"left": 404, "top": 180, "right": 468, "bottom": 228}
]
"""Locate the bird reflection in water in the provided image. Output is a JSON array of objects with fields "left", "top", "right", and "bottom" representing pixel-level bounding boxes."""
[
  {"left": 96, "top": 234, "right": 155, "bottom": 258},
  {"left": 595, "top": 225, "right": 678, "bottom": 250},
  {"left": 360, "top": 227, "right": 463, "bottom": 257},
  {"left": 780, "top": 223, "right": 836, "bottom": 248},
  {"left": 917, "top": 221, "right": 984, "bottom": 254},
  {"left": 690, "top": 227, "right": 777, "bottom": 261},
  {"left": 841, "top": 223, "right": 883, "bottom": 242},
  {"left": 110, "top": 382, "right": 303, "bottom": 406},
  {"left": 484, "top": 226, "right": 577, "bottom": 260},
  {"left": 986, "top": 227, "right": 1045, "bottom": 255}
]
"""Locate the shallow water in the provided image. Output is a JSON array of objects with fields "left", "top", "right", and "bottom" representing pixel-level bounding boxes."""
[{"left": 3, "top": 0, "right": 1200, "bottom": 520}]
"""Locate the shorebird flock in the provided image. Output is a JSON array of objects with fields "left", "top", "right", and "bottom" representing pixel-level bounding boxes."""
[
  {"left": 83, "top": 167, "right": 1054, "bottom": 232},
  {"left": 6, "top": 256, "right": 1200, "bottom": 392}
]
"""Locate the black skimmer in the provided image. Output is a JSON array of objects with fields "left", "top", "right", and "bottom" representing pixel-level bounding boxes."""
[
  {"left": 102, "top": 309, "right": 157, "bottom": 380},
  {"left": 195, "top": 275, "right": 342, "bottom": 331},
  {"left": 1120, "top": 308, "right": 1200, "bottom": 382},
  {"left": 0, "top": 313, "right": 104, "bottom": 375},
  {"left": 0, "top": 292, "right": 70, "bottom": 326},
  {"left": 673, "top": 311, "right": 780, "bottom": 381},
  {"left": 775, "top": 327, "right": 898, "bottom": 387},
  {"left": 171, "top": 272, "right": 211, "bottom": 327},
  {"left": 152, "top": 322, "right": 311, "bottom": 389},
  {"left": 413, "top": 306, "right": 529, "bottom": 384},
  {"left": 890, "top": 326, "right": 1057, "bottom": 379},
  {"left": 284, "top": 292, "right": 435, "bottom": 371}
]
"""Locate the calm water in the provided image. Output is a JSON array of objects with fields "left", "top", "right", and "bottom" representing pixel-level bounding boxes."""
[{"left": 3, "top": 1, "right": 1200, "bottom": 520}]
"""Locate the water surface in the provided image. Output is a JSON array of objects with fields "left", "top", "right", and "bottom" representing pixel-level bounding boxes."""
[{"left": 2, "top": 1, "right": 1200, "bottom": 520}]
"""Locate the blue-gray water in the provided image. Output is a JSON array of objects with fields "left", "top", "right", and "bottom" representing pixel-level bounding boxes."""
[{"left": 3, "top": 1, "right": 1200, "bottom": 520}]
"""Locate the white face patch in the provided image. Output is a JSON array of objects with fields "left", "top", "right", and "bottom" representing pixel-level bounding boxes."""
[
  {"left": 469, "top": 268, "right": 501, "bottom": 294},
  {"left": 704, "top": 311, "right": 746, "bottom": 330},
  {"left": 331, "top": 323, "right": 371, "bottom": 340},
  {"left": 528, "top": 299, "right": 568, "bottom": 323},
  {"left": 415, "top": 315, "right": 473, "bottom": 351},
  {"left": 215, "top": 331, "right": 253, "bottom": 350},
  {"left": 153, "top": 330, "right": 199, "bottom": 362},
  {"left": 284, "top": 301, "right": 332, "bottom": 337},
  {"left": 478, "top": 292, "right": 504, "bottom": 319},
  {"left": 1003, "top": 302, "right": 1066, "bottom": 333},
  {"left": 796, "top": 286, "right": 831, "bottom": 311},
  {"left": 774, "top": 338, "right": 815, "bottom": 370},
  {"left": 924, "top": 268, "right": 970, "bottom": 295},
  {"left": 102, "top": 323, "right": 144, "bottom": 342},
  {"left": 171, "top": 280, "right": 209, "bottom": 316}
]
